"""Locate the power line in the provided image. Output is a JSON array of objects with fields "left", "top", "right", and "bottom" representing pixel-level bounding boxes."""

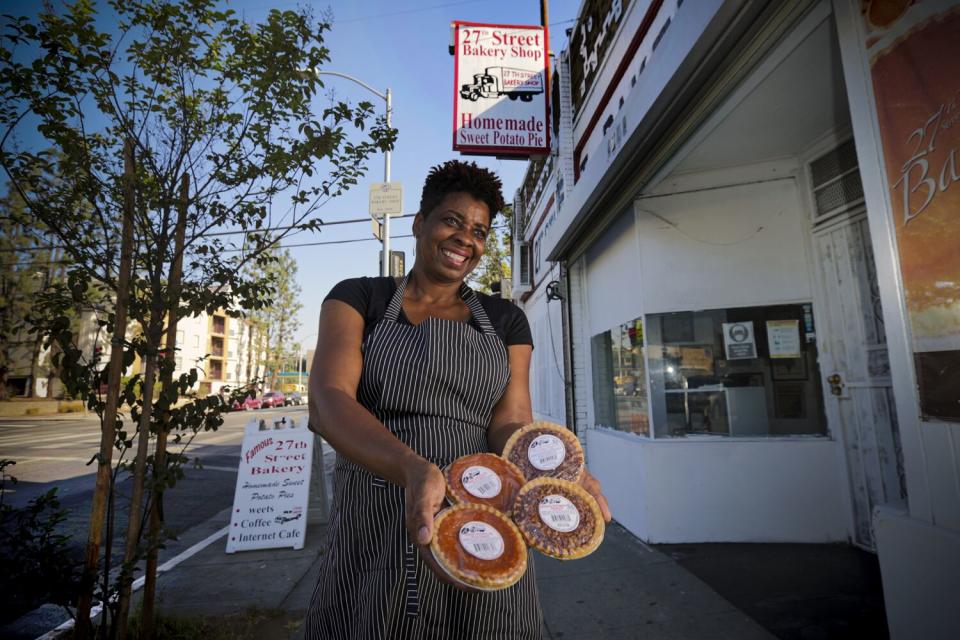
[
  {"left": 0, "top": 223, "right": 509, "bottom": 266},
  {"left": 0, "top": 213, "right": 420, "bottom": 253}
]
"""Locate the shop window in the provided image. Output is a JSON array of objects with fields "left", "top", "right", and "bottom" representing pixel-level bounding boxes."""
[
  {"left": 646, "top": 304, "right": 826, "bottom": 438},
  {"left": 590, "top": 318, "right": 649, "bottom": 436}
]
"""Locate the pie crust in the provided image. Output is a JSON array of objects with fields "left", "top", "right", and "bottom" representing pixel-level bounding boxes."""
[
  {"left": 429, "top": 503, "right": 528, "bottom": 590},
  {"left": 444, "top": 453, "right": 526, "bottom": 515},
  {"left": 502, "top": 422, "right": 585, "bottom": 482},
  {"left": 512, "top": 477, "right": 605, "bottom": 560}
]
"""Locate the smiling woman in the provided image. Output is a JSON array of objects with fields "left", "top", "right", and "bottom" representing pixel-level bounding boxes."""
[{"left": 302, "top": 160, "right": 609, "bottom": 639}]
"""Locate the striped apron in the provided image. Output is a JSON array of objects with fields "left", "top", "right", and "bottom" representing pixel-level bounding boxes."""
[{"left": 306, "top": 276, "right": 543, "bottom": 640}]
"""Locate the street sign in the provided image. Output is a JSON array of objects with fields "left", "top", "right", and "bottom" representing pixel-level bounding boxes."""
[
  {"left": 369, "top": 182, "right": 403, "bottom": 217},
  {"left": 371, "top": 217, "right": 383, "bottom": 241}
]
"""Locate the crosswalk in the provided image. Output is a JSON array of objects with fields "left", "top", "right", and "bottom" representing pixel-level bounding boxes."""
[{"left": 0, "top": 408, "right": 310, "bottom": 484}]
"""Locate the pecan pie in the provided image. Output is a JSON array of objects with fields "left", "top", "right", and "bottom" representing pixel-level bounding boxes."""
[
  {"left": 512, "top": 477, "right": 604, "bottom": 560},
  {"left": 444, "top": 453, "right": 525, "bottom": 515},
  {"left": 429, "top": 503, "right": 528, "bottom": 590},
  {"left": 502, "top": 422, "right": 584, "bottom": 482}
]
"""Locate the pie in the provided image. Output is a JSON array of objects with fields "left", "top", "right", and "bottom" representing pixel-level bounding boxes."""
[
  {"left": 429, "top": 503, "right": 528, "bottom": 590},
  {"left": 502, "top": 422, "right": 584, "bottom": 482},
  {"left": 444, "top": 453, "right": 526, "bottom": 515},
  {"left": 512, "top": 477, "right": 604, "bottom": 560}
]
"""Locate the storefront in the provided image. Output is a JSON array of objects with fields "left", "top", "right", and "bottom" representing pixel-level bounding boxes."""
[{"left": 514, "top": 0, "right": 959, "bottom": 636}]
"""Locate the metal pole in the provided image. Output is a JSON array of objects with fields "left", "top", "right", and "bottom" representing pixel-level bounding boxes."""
[
  {"left": 382, "top": 87, "right": 392, "bottom": 276},
  {"left": 298, "top": 345, "right": 303, "bottom": 393}
]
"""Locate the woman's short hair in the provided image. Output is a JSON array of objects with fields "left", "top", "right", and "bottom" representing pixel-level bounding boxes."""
[{"left": 418, "top": 160, "right": 505, "bottom": 220}]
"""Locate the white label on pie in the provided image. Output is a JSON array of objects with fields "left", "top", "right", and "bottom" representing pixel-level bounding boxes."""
[
  {"left": 461, "top": 465, "right": 502, "bottom": 498},
  {"left": 527, "top": 434, "right": 566, "bottom": 471},
  {"left": 538, "top": 494, "right": 580, "bottom": 533},
  {"left": 458, "top": 521, "right": 505, "bottom": 560}
]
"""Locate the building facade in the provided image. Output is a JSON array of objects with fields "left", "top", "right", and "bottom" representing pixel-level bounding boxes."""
[{"left": 512, "top": 0, "right": 959, "bottom": 636}]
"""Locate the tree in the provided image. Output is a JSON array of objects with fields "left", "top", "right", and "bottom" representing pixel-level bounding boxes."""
[
  {"left": 0, "top": 2, "right": 395, "bottom": 637},
  {"left": 248, "top": 247, "right": 302, "bottom": 392},
  {"left": 0, "top": 189, "right": 66, "bottom": 399},
  {"left": 469, "top": 203, "right": 514, "bottom": 294}
]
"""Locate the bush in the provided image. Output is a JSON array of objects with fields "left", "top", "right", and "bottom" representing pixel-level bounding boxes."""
[{"left": 0, "top": 460, "right": 82, "bottom": 624}]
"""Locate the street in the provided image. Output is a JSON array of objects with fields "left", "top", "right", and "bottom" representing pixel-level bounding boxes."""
[{"left": 0, "top": 405, "right": 311, "bottom": 625}]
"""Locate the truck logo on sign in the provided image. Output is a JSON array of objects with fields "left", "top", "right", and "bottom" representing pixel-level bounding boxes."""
[{"left": 460, "top": 66, "right": 543, "bottom": 102}]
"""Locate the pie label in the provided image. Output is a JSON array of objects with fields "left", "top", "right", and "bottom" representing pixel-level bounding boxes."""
[
  {"left": 538, "top": 494, "right": 581, "bottom": 533},
  {"left": 458, "top": 521, "right": 505, "bottom": 560},
  {"left": 461, "top": 465, "right": 502, "bottom": 499},
  {"left": 527, "top": 434, "right": 566, "bottom": 471}
]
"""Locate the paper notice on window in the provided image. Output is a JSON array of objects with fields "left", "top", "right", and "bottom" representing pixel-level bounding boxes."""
[
  {"left": 767, "top": 320, "right": 801, "bottom": 359},
  {"left": 722, "top": 322, "right": 757, "bottom": 360}
]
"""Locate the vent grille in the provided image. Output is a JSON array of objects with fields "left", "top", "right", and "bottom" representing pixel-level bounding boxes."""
[
  {"left": 810, "top": 139, "right": 864, "bottom": 221},
  {"left": 518, "top": 242, "right": 532, "bottom": 287}
]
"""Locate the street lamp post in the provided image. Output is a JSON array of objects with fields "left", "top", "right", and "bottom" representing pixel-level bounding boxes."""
[{"left": 305, "top": 70, "right": 393, "bottom": 276}]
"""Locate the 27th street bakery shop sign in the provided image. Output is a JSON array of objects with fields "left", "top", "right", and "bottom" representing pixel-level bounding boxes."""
[{"left": 452, "top": 21, "right": 550, "bottom": 156}]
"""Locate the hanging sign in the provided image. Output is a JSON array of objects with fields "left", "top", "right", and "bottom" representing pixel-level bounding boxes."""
[
  {"left": 722, "top": 322, "right": 757, "bottom": 360},
  {"left": 766, "top": 320, "right": 801, "bottom": 359},
  {"left": 452, "top": 21, "right": 550, "bottom": 156},
  {"left": 226, "top": 416, "right": 314, "bottom": 553}
]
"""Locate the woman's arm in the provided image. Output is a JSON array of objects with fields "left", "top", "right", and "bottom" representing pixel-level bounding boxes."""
[
  {"left": 486, "top": 344, "right": 534, "bottom": 455},
  {"left": 487, "top": 344, "right": 612, "bottom": 523},
  {"left": 308, "top": 299, "right": 445, "bottom": 544}
]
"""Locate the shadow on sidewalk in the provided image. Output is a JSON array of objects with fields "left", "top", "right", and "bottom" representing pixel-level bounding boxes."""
[{"left": 653, "top": 543, "right": 889, "bottom": 640}]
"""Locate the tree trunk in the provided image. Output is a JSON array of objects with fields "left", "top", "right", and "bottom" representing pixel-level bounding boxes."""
[
  {"left": 140, "top": 173, "right": 189, "bottom": 640},
  {"left": 113, "top": 317, "right": 160, "bottom": 637},
  {"left": 74, "top": 139, "right": 136, "bottom": 640}
]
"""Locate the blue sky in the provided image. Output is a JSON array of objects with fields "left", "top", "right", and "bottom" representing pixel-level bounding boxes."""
[
  {"left": 6, "top": 0, "right": 581, "bottom": 348},
  {"left": 260, "top": 0, "right": 581, "bottom": 347}
]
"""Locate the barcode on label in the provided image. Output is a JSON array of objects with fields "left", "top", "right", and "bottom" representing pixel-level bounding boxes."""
[
  {"left": 472, "top": 543, "right": 496, "bottom": 553},
  {"left": 477, "top": 482, "right": 496, "bottom": 494},
  {"left": 550, "top": 514, "right": 572, "bottom": 523}
]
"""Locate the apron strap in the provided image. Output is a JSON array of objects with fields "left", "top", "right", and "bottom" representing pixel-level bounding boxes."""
[
  {"left": 383, "top": 274, "right": 409, "bottom": 323},
  {"left": 403, "top": 538, "right": 420, "bottom": 617},
  {"left": 461, "top": 283, "right": 498, "bottom": 336}
]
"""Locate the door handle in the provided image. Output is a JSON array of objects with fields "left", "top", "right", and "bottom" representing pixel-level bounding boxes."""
[{"left": 827, "top": 373, "right": 844, "bottom": 396}]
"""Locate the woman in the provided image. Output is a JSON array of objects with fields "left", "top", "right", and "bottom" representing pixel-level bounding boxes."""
[{"left": 305, "top": 160, "right": 610, "bottom": 639}]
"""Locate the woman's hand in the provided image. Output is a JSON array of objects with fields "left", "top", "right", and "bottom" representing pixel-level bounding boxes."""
[
  {"left": 403, "top": 458, "right": 479, "bottom": 591},
  {"left": 579, "top": 468, "right": 612, "bottom": 523},
  {"left": 403, "top": 457, "right": 447, "bottom": 545}
]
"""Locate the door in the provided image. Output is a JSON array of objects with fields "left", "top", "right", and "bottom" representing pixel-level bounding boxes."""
[{"left": 813, "top": 211, "right": 906, "bottom": 550}]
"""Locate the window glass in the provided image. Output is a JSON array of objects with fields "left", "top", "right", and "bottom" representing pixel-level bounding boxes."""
[
  {"left": 646, "top": 304, "right": 826, "bottom": 438},
  {"left": 590, "top": 318, "right": 649, "bottom": 436}
]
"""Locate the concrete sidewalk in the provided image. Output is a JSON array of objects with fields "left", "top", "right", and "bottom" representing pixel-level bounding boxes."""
[{"left": 153, "top": 514, "right": 773, "bottom": 640}]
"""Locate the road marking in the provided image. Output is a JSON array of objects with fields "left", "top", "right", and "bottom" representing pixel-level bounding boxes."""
[
  {"left": 36, "top": 524, "right": 231, "bottom": 640},
  {"left": 0, "top": 432, "right": 101, "bottom": 446}
]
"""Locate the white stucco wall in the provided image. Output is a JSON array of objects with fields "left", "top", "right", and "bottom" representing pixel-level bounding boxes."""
[{"left": 588, "top": 428, "right": 850, "bottom": 542}]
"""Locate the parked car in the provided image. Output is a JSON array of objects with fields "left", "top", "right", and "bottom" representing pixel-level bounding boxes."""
[
  {"left": 286, "top": 392, "right": 304, "bottom": 406},
  {"left": 261, "top": 391, "right": 286, "bottom": 409},
  {"left": 233, "top": 395, "right": 262, "bottom": 411}
]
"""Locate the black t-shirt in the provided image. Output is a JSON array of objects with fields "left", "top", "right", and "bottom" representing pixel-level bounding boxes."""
[{"left": 325, "top": 277, "right": 533, "bottom": 348}]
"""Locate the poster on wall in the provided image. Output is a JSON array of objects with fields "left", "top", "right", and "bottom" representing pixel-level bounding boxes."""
[
  {"left": 863, "top": 0, "right": 960, "bottom": 420},
  {"left": 766, "top": 320, "right": 802, "bottom": 359},
  {"left": 226, "top": 417, "right": 314, "bottom": 553},
  {"left": 452, "top": 21, "right": 549, "bottom": 156},
  {"left": 722, "top": 322, "right": 757, "bottom": 360}
]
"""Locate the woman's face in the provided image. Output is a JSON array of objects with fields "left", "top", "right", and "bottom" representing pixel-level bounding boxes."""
[{"left": 413, "top": 191, "right": 491, "bottom": 283}]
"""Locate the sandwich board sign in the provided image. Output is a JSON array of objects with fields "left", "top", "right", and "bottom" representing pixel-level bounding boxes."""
[
  {"left": 226, "top": 416, "right": 314, "bottom": 552},
  {"left": 452, "top": 21, "right": 550, "bottom": 156}
]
